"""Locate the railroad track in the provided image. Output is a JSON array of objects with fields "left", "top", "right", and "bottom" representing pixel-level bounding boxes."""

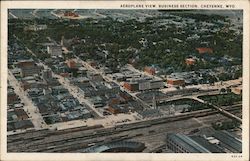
[{"left": 8, "top": 105, "right": 241, "bottom": 152}]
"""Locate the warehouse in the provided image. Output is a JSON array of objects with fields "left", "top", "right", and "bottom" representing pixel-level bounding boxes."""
[{"left": 166, "top": 133, "right": 211, "bottom": 153}]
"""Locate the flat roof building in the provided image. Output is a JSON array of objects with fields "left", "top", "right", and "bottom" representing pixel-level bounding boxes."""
[
  {"left": 167, "top": 78, "right": 185, "bottom": 86},
  {"left": 166, "top": 133, "right": 211, "bottom": 153},
  {"left": 47, "top": 45, "right": 62, "bottom": 57},
  {"left": 213, "top": 131, "right": 242, "bottom": 153}
]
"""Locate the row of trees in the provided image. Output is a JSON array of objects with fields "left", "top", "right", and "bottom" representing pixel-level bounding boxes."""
[
  {"left": 200, "top": 93, "right": 242, "bottom": 106},
  {"left": 212, "top": 121, "right": 240, "bottom": 130}
]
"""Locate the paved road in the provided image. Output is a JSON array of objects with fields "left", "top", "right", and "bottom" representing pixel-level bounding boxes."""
[
  {"left": 8, "top": 71, "right": 47, "bottom": 129},
  {"left": 37, "top": 62, "right": 104, "bottom": 118},
  {"left": 75, "top": 57, "right": 152, "bottom": 109},
  {"left": 25, "top": 41, "right": 104, "bottom": 118}
]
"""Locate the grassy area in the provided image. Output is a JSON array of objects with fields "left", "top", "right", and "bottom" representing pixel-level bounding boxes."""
[{"left": 198, "top": 92, "right": 242, "bottom": 106}]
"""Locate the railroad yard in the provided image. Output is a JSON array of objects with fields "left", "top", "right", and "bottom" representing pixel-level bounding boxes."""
[{"left": 8, "top": 105, "right": 241, "bottom": 152}]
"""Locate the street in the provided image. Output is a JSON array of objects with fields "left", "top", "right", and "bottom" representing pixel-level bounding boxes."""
[{"left": 8, "top": 71, "right": 47, "bottom": 130}]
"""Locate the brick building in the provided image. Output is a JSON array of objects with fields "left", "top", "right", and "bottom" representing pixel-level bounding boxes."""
[
  {"left": 167, "top": 78, "right": 185, "bottom": 86},
  {"left": 123, "top": 82, "right": 139, "bottom": 92},
  {"left": 196, "top": 48, "right": 213, "bottom": 54}
]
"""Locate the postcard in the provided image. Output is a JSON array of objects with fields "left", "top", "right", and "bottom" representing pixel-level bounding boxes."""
[{"left": 1, "top": 1, "right": 249, "bottom": 161}]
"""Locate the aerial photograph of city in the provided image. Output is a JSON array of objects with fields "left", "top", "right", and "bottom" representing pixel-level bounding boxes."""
[{"left": 7, "top": 9, "right": 243, "bottom": 153}]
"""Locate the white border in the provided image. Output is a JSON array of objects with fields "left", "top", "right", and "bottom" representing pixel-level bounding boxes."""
[{"left": 1, "top": 1, "right": 249, "bottom": 161}]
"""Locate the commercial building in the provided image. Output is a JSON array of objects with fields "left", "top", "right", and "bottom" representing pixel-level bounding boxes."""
[
  {"left": 17, "top": 59, "right": 35, "bottom": 68},
  {"left": 7, "top": 120, "right": 34, "bottom": 131},
  {"left": 14, "top": 109, "right": 29, "bottom": 120},
  {"left": 89, "top": 96, "right": 106, "bottom": 108},
  {"left": 166, "top": 133, "right": 211, "bottom": 153},
  {"left": 37, "top": 103, "right": 50, "bottom": 116},
  {"left": 78, "top": 81, "right": 120, "bottom": 97},
  {"left": 167, "top": 78, "right": 185, "bottom": 86},
  {"left": 123, "top": 82, "right": 139, "bottom": 92},
  {"left": 17, "top": 59, "right": 42, "bottom": 77},
  {"left": 150, "top": 79, "right": 164, "bottom": 89},
  {"left": 190, "top": 136, "right": 224, "bottom": 153},
  {"left": 21, "top": 79, "right": 46, "bottom": 91},
  {"left": 8, "top": 91, "right": 19, "bottom": 105},
  {"left": 138, "top": 81, "right": 151, "bottom": 91},
  {"left": 86, "top": 71, "right": 103, "bottom": 81},
  {"left": 119, "top": 91, "right": 133, "bottom": 101},
  {"left": 20, "top": 67, "right": 41, "bottom": 77},
  {"left": 63, "top": 109, "right": 91, "bottom": 121},
  {"left": 108, "top": 104, "right": 129, "bottom": 114},
  {"left": 124, "top": 79, "right": 164, "bottom": 92},
  {"left": 47, "top": 45, "right": 62, "bottom": 56},
  {"left": 167, "top": 71, "right": 204, "bottom": 85},
  {"left": 13, "top": 120, "right": 34, "bottom": 130},
  {"left": 213, "top": 131, "right": 242, "bottom": 153},
  {"left": 166, "top": 131, "right": 241, "bottom": 153},
  {"left": 27, "top": 88, "right": 44, "bottom": 98},
  {"left": 51, "top": 86, "right": 69, "bottom": 95}
]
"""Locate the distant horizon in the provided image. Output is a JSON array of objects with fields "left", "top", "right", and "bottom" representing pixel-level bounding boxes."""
[{"left": 8, "top": 9, "right": 243, "bottom": 19}]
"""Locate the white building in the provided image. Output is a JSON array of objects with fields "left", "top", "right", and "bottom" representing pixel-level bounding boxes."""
[
  {"left": 24, "top": 25, "right": 47, "bottom": 31},
  {"left": 47, "top": 45, "right": 62, "bottom": 56}
]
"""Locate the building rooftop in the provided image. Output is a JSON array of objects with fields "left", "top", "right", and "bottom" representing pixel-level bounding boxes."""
[
  {"left": 81, "top": 141, "right": 145, "bottom": 153},
  {"left": 167, "top": 133, "right": 211, "bottom": 153},
  {"left": 213, "top": 130, "right": 242, "bottom": 153},
  {"left": 191, "top": 136, "right": 224, "bottom": 153},
  {"left": 14, "top": 120, "right": 34, "bottom": 130}
]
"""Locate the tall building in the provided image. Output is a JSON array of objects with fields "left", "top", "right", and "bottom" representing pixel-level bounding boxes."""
[
  {"left": 47, "top": 45, "right": 62, "bottom": 57},
  {"left": 17, "top": 59, "right": 35, "bottom": 68},
  {"left": 167, "top": 78, "right": 185, "bottom": 86},
  {"left": 123, "top": 82, "right": 139, "bottom": 92},
  {"left": 18, "top": 59, "right": 41, "bottom": 77}
]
